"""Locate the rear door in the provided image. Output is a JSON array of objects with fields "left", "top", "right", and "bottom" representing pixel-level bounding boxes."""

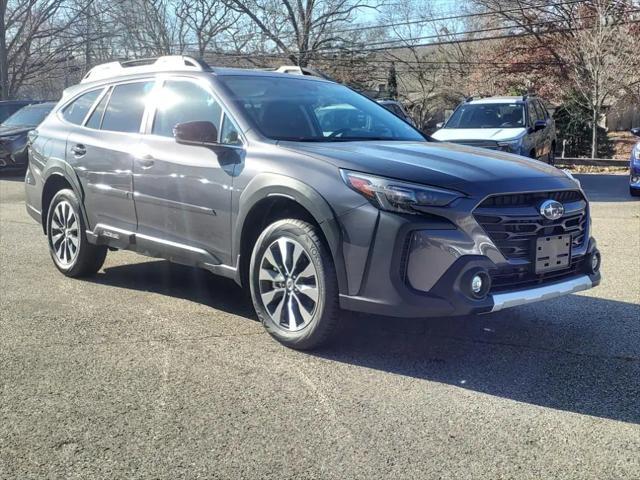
[
  {"left": 133, "top": 76, "right": 242, "bottom": 266},
  {"left": 65, "top": 80, "right": 155, "bottom": 232}
]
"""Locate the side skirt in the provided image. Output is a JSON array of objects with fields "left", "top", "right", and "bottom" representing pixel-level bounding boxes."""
[{"left": 86, "top": 224, "right": 238, "bottom": 280}]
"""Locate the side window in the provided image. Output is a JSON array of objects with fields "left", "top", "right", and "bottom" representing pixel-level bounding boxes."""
[
  {"left": 220, "top": 114, "right": 242, "bottom": 145},
  {"left": 527, "top": 102, "right": 539, "bottom": 126},
  {"left": 62, "top": 89, "right": 102, "bottom": 125},
  {"left": 539, "top": 101, "right": 550, "bottom": 119},
  {"left": 85, "top": 89, "right": 110, "bottom": 129},
  {"left": 533, "top": 100, "right": 546, "bottom": 120},
  {"left": 101, "top": 81, "right": 154, "bottom": 133},
  {"left": 152, "top": 80, "right": 222, "bottom": 138}
]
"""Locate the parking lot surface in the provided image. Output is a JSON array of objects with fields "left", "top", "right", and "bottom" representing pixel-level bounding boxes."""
[{"left": 1, "top": 172, "right": 639, "bottom": 479}]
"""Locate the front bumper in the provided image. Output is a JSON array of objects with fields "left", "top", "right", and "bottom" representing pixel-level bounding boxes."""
[
  {"left": 337, "top": 201, "right": 600, "bottom": 318},
  {"left": 490, "top": 274, "right": 595, "bottom": 312}
]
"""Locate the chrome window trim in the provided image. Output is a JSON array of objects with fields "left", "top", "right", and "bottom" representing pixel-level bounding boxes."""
[{"left": 57, "top": 77, "right": 158, "bottom": 134}]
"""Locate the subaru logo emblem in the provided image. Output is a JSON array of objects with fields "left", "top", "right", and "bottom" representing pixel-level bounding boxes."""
[{"left": 540, "top": 199, "right": 564, "bottom": 220}]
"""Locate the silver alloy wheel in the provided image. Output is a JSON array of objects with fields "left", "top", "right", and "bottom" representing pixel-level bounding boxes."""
[
  {"left": 50, "top": 200, "right": 79, "bottom": 267},
  {"left": 258, "top": 237, "right": 319, "bottom": 332}
]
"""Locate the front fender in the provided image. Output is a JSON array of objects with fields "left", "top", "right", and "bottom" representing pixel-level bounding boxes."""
[{"left": 232, "top": 172, "right": 347, "bottom": 293}]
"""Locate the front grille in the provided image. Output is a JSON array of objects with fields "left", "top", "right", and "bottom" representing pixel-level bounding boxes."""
[
  {"left": 489, "top": 255, "right": 587, "bottom": 292},
  {"left": 449, "top": 140, "right": 501, "bottom": 150},
  {"left": 479, "top": 190, "right": 583, "bottom": 207},
  {"left": 474, "top": 191, "right": 587, "bottom": 261}
]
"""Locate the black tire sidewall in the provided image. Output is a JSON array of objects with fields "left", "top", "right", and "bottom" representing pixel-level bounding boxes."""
[
  {"left": 47, "top": 189, "right": 90, "bottom": 276},
  {"left": 249, "top": 220, "right": 337, "bottom": 349}
]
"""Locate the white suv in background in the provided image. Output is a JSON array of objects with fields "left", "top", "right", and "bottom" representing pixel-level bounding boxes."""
[{"left": 432, "top": 95, "right": 557, "bottom": 164}]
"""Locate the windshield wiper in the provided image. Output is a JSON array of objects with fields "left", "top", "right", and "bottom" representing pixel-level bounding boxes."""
[
  {"left": 326, "top": 136, "right": 399, "bottom": 142},
  {"left": 275, "top": 136, "right": 327, "bottom": 142},
  {"left": 276, "top": 136, "right": 412, "bottom": 142}
]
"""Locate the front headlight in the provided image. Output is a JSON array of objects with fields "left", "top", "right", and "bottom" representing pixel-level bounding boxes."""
[
  {"left": 341, "top": 169, "right": 464, "bottom": 213},
  {"left": 497, "top": 139, "right": 521, "bottom": 153},
  {"left": 633, "top": 145, "right": 640, "bottom": 161},
  {"left": 562, "top": 169, "right": 581, "bottom": 187}
]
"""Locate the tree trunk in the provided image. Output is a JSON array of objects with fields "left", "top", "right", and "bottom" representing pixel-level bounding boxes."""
[
  {"left": 0, "top": 1, "right": 8, "bottom": 100},
  {"left": 591, "top": 107, "right": 598, "bottom": 159}
]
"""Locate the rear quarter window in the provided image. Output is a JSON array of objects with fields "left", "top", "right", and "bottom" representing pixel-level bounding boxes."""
[{"left": 62, "top": 90, "right": 102, "bottom": 125}]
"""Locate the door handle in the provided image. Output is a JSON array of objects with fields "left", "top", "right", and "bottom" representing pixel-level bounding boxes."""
[
  {"left": 138, "top": 154, "right": 155, "bottom": 169},
  {"left": 71, "top": 144, "right": 86, "bottom": 157}
]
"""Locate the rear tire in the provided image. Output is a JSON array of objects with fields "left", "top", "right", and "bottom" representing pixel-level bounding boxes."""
[
  {"left": 47, "top": 189, "right": 107, "bottom": 277},
  {"left": 249, "top": 219, "right": 339, "bottom": 350}
]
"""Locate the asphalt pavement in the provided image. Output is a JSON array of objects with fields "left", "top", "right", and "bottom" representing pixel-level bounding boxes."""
[{"left": 0, "top": 172, "right": 639, "bottom": 479}]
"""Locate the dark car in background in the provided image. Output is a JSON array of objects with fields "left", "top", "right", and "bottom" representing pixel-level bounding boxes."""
[
  {"left": 630, "top": 127, "right": 640, "bottom": 197},
  {"left": 432, "top": 95, "right": 557, "bottom": 164},
  {"left": 0, "top": 100, "right": 45, "bottom": 123},
  {"left": 0, "top": 102, "right": 55, "bottom": 171},
  {"left": 376, "top": 99, "right": 415, "bottom": 126}
]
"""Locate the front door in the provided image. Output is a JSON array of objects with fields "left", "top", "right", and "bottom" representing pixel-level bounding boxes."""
[
  {"left": 133, "top": 77, "right": 241, "bottom": 267},
  {"left": 530, "top": 100, "right": 550, "bottom": 159}
]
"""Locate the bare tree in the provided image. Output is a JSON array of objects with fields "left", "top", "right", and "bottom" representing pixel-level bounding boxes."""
[
  {"left": 567, "top": 1, "right": 640, "bottom": 157},
  {"left": 175, "top": 0, "right": 239, "bottom": 58},
  {"left": 226, "top": 0, "right": 380, "bottom": 66},
  {"left": 375, "top": 0, "right": 475, "bottom": 129},
  {"left": 472, "top": 0, "right": 640, "bottom": 157},
  {"left": 1, "top": 0, "right": 97, "bottom": 99}
]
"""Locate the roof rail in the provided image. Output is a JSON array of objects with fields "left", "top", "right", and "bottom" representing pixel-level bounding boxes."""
[
  {"left": 275, "top": 65, "right": 335, "bottom": 81},
  {"left": 81, "top": 55, "right": 210, "bottom": 83}
]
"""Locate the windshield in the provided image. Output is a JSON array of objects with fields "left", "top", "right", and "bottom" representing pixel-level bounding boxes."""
[
  {"left": 218, "top": 76, "right": 425, "bottom": 142},
  {"left": 2, "top": 104, "right": 52, "bottom": 127},
  {"left": 445, "top": 103, "right": 525, "bottom": 129}
]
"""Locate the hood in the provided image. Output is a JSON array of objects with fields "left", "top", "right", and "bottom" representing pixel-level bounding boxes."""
[
  {"left": 0, "top": 125, "right": 32, "bottom": 137},
  {"left": 431, "top": 127, "right": 527, "bottom": 142},
  {"left": 279, "top": 140, "right": 577, "bottom": 198}
]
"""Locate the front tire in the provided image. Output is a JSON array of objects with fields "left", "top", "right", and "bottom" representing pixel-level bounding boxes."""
[
  {"left": 249, "top": 219, "right": 339, "bottom": 350},
  {"left": 47, "top": 189, "right": 107, "bottom": 277},
  {"left": 631, "top": 187, "right": 640, "bottom": 197},
  {"left": 548, "top": 145, "right": 556, "bottom": 165}
]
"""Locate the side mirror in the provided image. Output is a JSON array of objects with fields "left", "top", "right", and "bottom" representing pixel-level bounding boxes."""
[
  {"left": 435, "top": 122, "right": 444, "bottom": 129},
  {"left": 534, "top": 120, "right": 547, "bottom": 132},
  {"left": 174, "top": 121, "right": 218, "bottom": 146},
  {"left": 631, "top": 127, "right": 640, "bottom": 138}
]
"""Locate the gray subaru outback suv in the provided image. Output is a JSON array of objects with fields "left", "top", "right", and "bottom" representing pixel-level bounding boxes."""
[{"left": 25, "top": 56, "right": 601, "bottom": 349}]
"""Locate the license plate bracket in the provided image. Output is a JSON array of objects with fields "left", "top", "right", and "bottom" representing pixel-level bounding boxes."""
[{"left": 535, "top": 234, "right": 571, "bottom": 274}]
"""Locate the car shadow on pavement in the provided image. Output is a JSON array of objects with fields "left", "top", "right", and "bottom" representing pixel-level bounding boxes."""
[
  {"left": 88, "top": 259, "right": 639, "bottom": 425},
  {"left": 317, "top": 295, "right": 640, "bottom": 425},
  {"left": 89, "top": 260, "right": 257, "bottom": 320},
  {"left": 575, "top": 173, "right": 638, "bottom": 203}
]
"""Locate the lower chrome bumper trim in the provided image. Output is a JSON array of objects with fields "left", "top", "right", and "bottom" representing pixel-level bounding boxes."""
[{"left": 490, "top": 275, "right": 593, "bottom": 312}]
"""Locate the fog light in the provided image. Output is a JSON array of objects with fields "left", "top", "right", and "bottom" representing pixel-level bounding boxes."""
[
  {"left": 462, "top": 269, "right": 491, "bottom": 299},
  {"left": 590, "top": 251, "right": 601, "bottom": 273},
  {"left": 471, "top": 275, "right": 484, "bottom": 294},
  {"left": 631, "top": 176, "right": 640, "bottom": 184}
]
